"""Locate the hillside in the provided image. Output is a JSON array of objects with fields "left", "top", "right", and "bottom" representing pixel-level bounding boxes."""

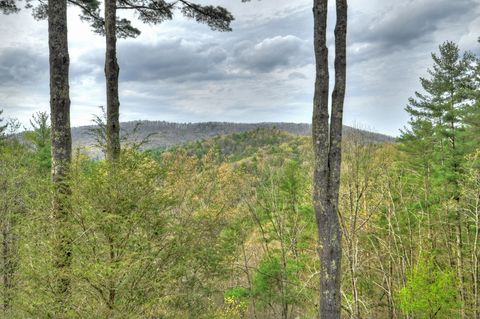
[
  {"left": 72, "top": 121, "right": 394, "bottom": 154},
  {"left": 149, "top": 128, "right": 307, "bottom": 162}
]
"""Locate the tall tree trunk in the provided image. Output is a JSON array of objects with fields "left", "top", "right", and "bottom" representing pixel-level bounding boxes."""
[
  {"left": 312, "top": 0, "right": 333, "bottom": 310},
  {"left": 105, "top": 0, "right": 121, "bottom": 162},
  {"left": 312, "top": 0, "right": 347, "bottom": 318},
  {"left": 48, "top": 0, "right": 72, "bottom": 313}
]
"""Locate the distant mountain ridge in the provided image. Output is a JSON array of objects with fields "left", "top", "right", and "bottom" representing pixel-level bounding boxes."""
[{"left": 72, "top": 121, "right": 394, "bottom": 151}]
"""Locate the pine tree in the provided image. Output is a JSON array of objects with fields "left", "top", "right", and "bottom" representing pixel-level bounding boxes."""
[
  {"left": 401, "top": 41, "right": 477, "bottom": 196},
  {"left": 46, "top": 0, "right": 75, "bottom": 314},
  {"left": 97, "top": 0, "right": 234, "bottom": 161},
  {"left": 25, "top": 112, "right": 52, "bottom": 171},
  {"left": 0, "top": 0, "right": 19, "bottom": 13},
  {"left": 400, "top": 41, "right": 479, "bottom": 319}
]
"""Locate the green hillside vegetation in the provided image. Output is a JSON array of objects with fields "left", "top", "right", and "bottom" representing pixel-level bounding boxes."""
[
  {"left": 148, "top": 128, "right": 309, "bottom": 163},
  {"left": 1, "top": 114, "right": 479, "bottom": 318},
  {"left": 70, "top": 121, "right": 393, "bottom": 159},
  {"left": 0, "top": 42, "right": 479, "bottom": 318}
]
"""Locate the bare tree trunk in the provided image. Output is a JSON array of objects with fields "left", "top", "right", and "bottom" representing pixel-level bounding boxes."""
[
  {"left": 312, "top": 0, "right": 333, "bottom": 312},
  {"left": 312, "top": 0, "right": 347, "bottom": 318},
  {"left": 48, "top": 0, "right": 72, "bottom": 313},
  {"left": 105, "top": 0, "right": 121, "bottom": 162}
]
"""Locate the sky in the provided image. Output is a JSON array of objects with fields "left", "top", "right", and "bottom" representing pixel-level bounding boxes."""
[{"left": 0, "top": 0, "right": 479, "bottom": 136}]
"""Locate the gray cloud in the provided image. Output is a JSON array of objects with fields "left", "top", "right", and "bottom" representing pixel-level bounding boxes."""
[
  {"left": 235, "top": 3, "right": 313, "bottom": 41},
  {"left": 1, "top": 0, "right": 479, "bottom": 136},
  {"left": 288, "top": 71, "right": 307, "bottom": 80},
  {"left": 349, "top": 0, "right": 478, "bottom": 63},
  {"left": 70, "top": 60, "right": 102, "bottom": 82},
  {"left": 233, "top": 35, "right": 312, "bottom": 72},
  {"left": 77, "top": 39, "right": 229, "bottom": 83},
  {"left": 77, "top": 32, "right": 313, "bottom": 84},
  {"left": 0, "top": 47, "right": 48, "bottom": 84},
  {"left": 119, "top": 39, "right": 229, "bottom": 82}
]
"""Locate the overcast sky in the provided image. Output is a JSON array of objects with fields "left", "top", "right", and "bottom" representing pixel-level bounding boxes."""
[{"left": 1, "top": 0, "right": 479, "bottom": 136}]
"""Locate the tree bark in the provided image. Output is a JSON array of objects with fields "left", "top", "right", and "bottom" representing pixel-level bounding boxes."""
[
  {"left": 48, "top": 0, "right": 72, "bottom": 313},
  {"left": 312, "top": 0, "right": 347, "bottom": 318},
  {"left": 105, "top": 0, "right": 121, "bottom": 162}
]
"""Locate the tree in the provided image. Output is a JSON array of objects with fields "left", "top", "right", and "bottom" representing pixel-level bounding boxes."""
[
  {"left": 397, "top": 258, "right": 459, "bottom": 319},
  {"left": 0, "top": 0, "right": 19, "bottom": 13},
  {"left": 48, "top": 0, "right": 74, "bottom": 314},
  {"left": 68, "top": 150, "right": 174, "bottom": 317},
  {"left": 339, "top": 133, "right": 381, "bottom": 319},
  {"left": 402, "top": 42, "right": 477, "bottom": 187},
  {"left": 312, "top": 0, "right": 347, "bottom": 318},
  {"left": 25, "top": 112, "right": 52, "bottom": 171},
  {"left": 0, "top": 119, "right": 34, "bottom": 317},
  {"left": 247, "top": 158, "right": 315, "bottom": 319},
  {"left": 100, "top": 0, "right": 234, "bottom": 161},
  {"left": 400, "top": 41, "right": 478, "bottom": 318},
  {"left": 0, "top": 0, "right": 103, "bottom": 314},
  {"left": 0, "top": 110, "right": 7, "bottom": 141}
]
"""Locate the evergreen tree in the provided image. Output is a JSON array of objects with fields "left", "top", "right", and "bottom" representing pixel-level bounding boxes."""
[
  {"left": 96, "top": 0, "right": 234, "bottom": 161},
  {"left": 0, "top": 0, "right": 103, "bottom": 314},
  {"left": 0, "top": 0, "right": 19, "bottom": 13},
  {"left": 401, "top": 41, "right": 477, "bottom": 190},
  {"left": 400, "top": 41, "right": 479, "bottom": 319},
  {"left": 25, "top": 112, "right": 52, "bottom": 171}
]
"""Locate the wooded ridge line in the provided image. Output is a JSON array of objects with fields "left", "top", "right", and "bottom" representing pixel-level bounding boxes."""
[{"left": 69, "top": 121, "right": 395, "bottom": 149}]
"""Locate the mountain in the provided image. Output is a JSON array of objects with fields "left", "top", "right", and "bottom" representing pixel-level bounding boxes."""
[{"left": 72, "top": 121, "right": 394, "bottom": 154}]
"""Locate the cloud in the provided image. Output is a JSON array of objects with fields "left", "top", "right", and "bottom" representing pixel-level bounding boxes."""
[
  {"left": 76, "top": 39, "right": 229, "bottom": 83},
  {"left": 1, "top": 0, "right": 479, "bottom": 136},
  {"left": 119, "top": 39, "right": 229, "bottom": 82},
  {"left": 288, "top": 71, "right": 307, "bottom": 80},
  {"left": 76, "top": 33, "right": 313, "bottom": 84},
  {"left": 349, "top": 0, "right": 478, "bottom": 62},
  {"left": 233, "top": 35, "right": 312, "bottom": 72},
  {"left": 0, "top": 47, "right": 48, "bottom": 84}
]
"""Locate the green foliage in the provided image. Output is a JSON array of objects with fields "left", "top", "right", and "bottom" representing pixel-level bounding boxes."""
[
  {"left": 0, "top": 128, "right": 53, "bottom": 318},
  {"left": 397, "top": 259, "right": 459, "bottom": 318},
  {"left": 252, "top": 255, "right": 306, "bottom": 308},
  {"left": 244, "top": 151, "right": 316, "bottom": 317},
  {"left": 167, "top": 128, "right": 304, "bottom": 162},
  {"left": 225, "top": 286, "right": 250, "bottom": 301},
  {"left": 394, "top": 42, "right": 480, "bottom": 319},
  {"left": 24, "top": 111, "right": 52, "bottom": 171},
  {"left": 2, "top": 87, "right": 480, "bottom": 319},
  {"left": 67, "top": 149, "right": 177, "bottom": 317},
  {"left": 400, "top": 41, "right": 479, "bottom": 194}
]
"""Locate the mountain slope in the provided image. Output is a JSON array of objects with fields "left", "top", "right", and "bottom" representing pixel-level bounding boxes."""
[{"left": 72, "top": 121, "right": 394, "bottom": 152}]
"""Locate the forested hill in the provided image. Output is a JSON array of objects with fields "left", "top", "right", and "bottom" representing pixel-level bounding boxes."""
[{"left": 71, "top": 121, "right": 394, "bottom": 151}]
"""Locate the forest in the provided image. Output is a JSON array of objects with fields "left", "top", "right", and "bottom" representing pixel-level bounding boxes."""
[{"left": 1, "top": 0, "right": 480, "bottom": 318}]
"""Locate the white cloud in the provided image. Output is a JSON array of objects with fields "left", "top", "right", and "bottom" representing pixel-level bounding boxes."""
[{"left": 1, "top": 0, "right": 479, "bottom": 136}]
